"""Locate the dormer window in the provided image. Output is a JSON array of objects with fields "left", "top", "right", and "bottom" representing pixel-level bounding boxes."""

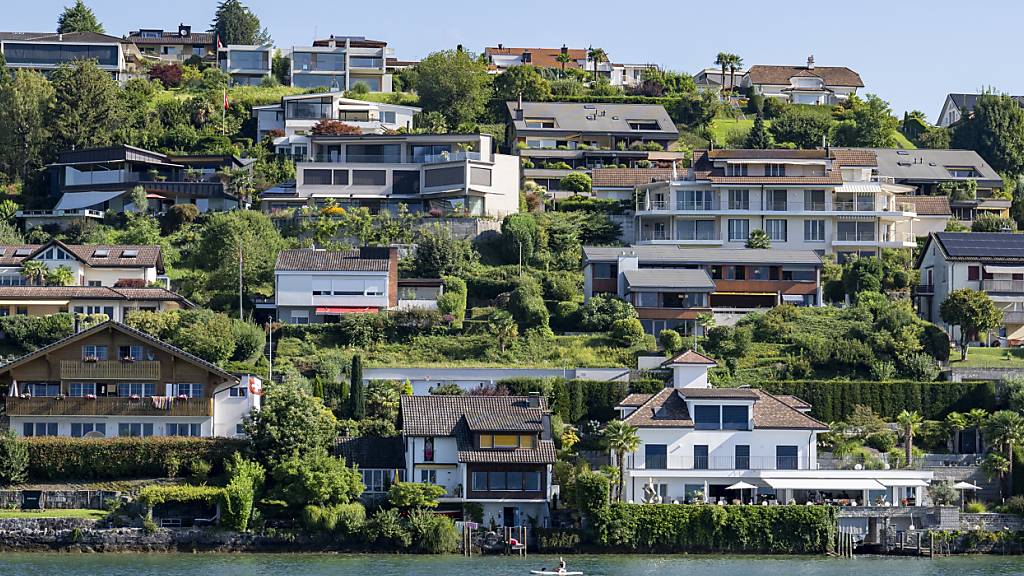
[
  {"left": 946, "top": 166, "right": 979, "bottom": 178},
  {"left": 479, "top": 433, "right": 535, "bottom": 449},
  {"left": 14, "top": 248, "right": 31, "bottom": 257},
  {"left": 693, "top": 404, "right": 750, "bottom": 430},
  {"left": 525, "top": 117, "right": 556, "bottom": 129}
]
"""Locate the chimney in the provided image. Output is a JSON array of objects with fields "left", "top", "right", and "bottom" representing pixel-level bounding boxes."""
[
  {"left": 178, "top": 24, "right": 191, "bottom": 37},
  {"left": 806, "top": 54, "right": 815, "bottom": 70},
  {"left": 498, "top": 43, "right": 503, "bottom": 50},
  {"left": 515, "top": 92, "right": 524, "bottom": 120}
]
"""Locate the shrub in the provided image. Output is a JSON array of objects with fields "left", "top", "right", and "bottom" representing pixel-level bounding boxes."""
[
  {"left": 965, "top": 501, "right": 987, "bottom": 513},
  {"left": 302, "top": 502, "right": 367, "bottom": 535},
  {"left": 1002, "top": 496, "right": 1024, "bottom": 515},
  {"left": 388, "top": 481, "right": 447, "bottom": 510},
  {"left": 575, "top": 472, "right": 610, "bottom": 531},
  {"left": 271, "top": 452, "right": 364, "bottom": 507},
  {"left": 507, "top": 277, "right": 549, "bottom": 330},
  {"left": 928, "top": 481, "right": 959, "bottom": 506},
  {"left": 366, "top": 508, "right": 412, "bottom": 549},
  {"left": 0, "top": 430, "right": 28, "bottom": 486},
  {"left": 610, "top": 318, "right": 646, "bottom": 347},
  {"left": 148, "top": 62, "right": 183, "bottom": 88},
  {"left": 542, "top": 272, "right": 580, "bottom": 302},
  {"left": 899, "top": 352, "right": 940, "bottom": 381},
  {"left": 24, "top": 437, "right": 246, "bottom": 481},
  {"left": 577, "top": 295, "right": 638, "bottom": 332},
  {"left": 501, "top": 213, "right": 542, "bottom": 265},
  {"left": 222, "top": 453, "right": 265, "bottom": 532},
  {"left": 160, "top": 204, "right": 199, "bottom": 233},
  {"left": 406, "top": 509, "right": 459, "bottom": 553},
  {"left": 659, "top": 329, "right": 683, "bottom": 353},
  {"left": 138, "top": 485, "right": 223, "bottom": 514},
  {"left": 559, "top": 172, "right": 592, "bottom": 195},
  {"left": 436, "top": 275, "right": 467, "bottom": 328},
  {"left": 230, "top": 320, "right": 265, "bottom": 362}
]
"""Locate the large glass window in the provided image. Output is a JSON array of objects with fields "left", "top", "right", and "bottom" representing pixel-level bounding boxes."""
[
  {"left": 69, "top": 383, "right": 96, "bottom": 397},
  {"left": 352, "top": 170, "right": 386, "bottom": 186},
  {"left": 728, "top": 189, "right": 749, "bottom": 210},
  {"left": 286, "top": 99, "right": 332, "bottom": 120},
  {"left": 645, "top": 444, "right": 667, "bottom": 469},
  {"left": 726, "top": 164, "right": 748, "bottom": 177},
  {"left": 677, "top": 190, "right": 714, "bottom": 211},
  {"left": 304, "top": 169, "right": 332, "bottom": 185},
  {"left": 337, "top": 110, "right": 371, "bottom": 122},
  {"left": 836, "top": 221, "right": 874, "bottom": 241},
  {"left": 118, "top": 383, "right": 156, "bottom": 397},
  {"left": 804, "top": 219, "right": 825, "bottom": 241},
  {"left": 71, "top": 423, "right": 106, "bottom": 438},
  {"left": 166, "top": 423, "right": 201, "bottom": 436},
  {"left": 636, "top": 292, "right": 658, "bottom": 308},
  {"left": 472, "top": 471, "right": 488, "bottom": 491},
  {"left": 4, "top": 42, "right": 118, "bottom": 66},
  {"left": 424, "top": 166, "right": 464, "bottom": 188},
  {"left": 765, "top": 219, "right": 788, "bottom": 242},
  {"left": 766, "top": 190, "right": 788, "bottom": 211},
  {"left": 592, "top": 263, "right": 617, "bottom": 279},
  {"left": 722, "top": 406, "right": 749, "bottom": 430},
  {"left": 118, "top": 423, "right": 154, "bottom": 437},
  {"left": 524, "top": 471, "right": 541, "bottom": 492},
  {"left": 82, "top": 345, "right": 108, "bottom": 361},
  {"left": 676, "top": 220, "right": 716, "bottom": 241},
  {"left": 735, "top": 445, "right": 750, "bottom": 470},
  {"left": 693, "top": 445, "right": 709, "bottom": 469},
  {"left": 347, "top": 144, "right": 401, "bottom": 163},
  {"left": 776, "top": 445, "right": 799, "bottom": 470},
  {"left": 766, "top": 163, "right": 786, "bottom": 177},
  {"left": 27, "top": 382, "right": 60, "bottom": 397},
  {"left": 411, "top": 145, "right": 452, "bottom": 163},
  {"left": 349, "top": 77, "right": 381, "bottom": 92},
  {"left": 349, "top": 57, "right": 383, "bottom": 68},
  {"left": 693, "top": 405, "right": 720, "bottom": 430},
  {"left": 229, "top": 50, "right": 267, "bottom": 70},
  {"left": 173, "top": 383, "right": 204, "bottom": 398},
  {"left": 804, "top": 190, "right": 825, "bottom": 211},
  {"left": 727, "top": 219, "right": 749, "bottom": 241},
  {"left": 23, "top": 422, "right": 58, "bottom": 437},
  {"left": 393, "top": 170, "right": 420, "bottom": 195}
]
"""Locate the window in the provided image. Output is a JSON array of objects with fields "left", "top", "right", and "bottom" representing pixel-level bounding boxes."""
[
  {"left": 804, "top": 190, "right": 825, "bottom": 211},
  {"left": 424, "top": 166, "right": 464, "bottom": 188},
  {"left": 693, "top": 405, "right": 720, "bottom": 430},
  {"left": 69, "top": 383, "right": 96, "bottom": 397},
  {"left": 677, "top": 189, "right": 714, "bottom": 211},
  {"left": 166, "top": 423, "right": 201, "bottom": 436},
  {"left": 27, "top": 382, "right": 60, "bottom": 397},
  {"left": 236, "top": 424, "right": 244, "bottom": 435},
  {"left": 489, "top": 471, "right": 507, "bottom": 490},
  {"left": 472, "top": 471, "right": 488, "bottom": 491},
  {"left": 118, "top": 423, "right": 154, "bottom": 437},
  {"left": 506, "top": 471, "right": 524, "bottom": 491},
  {"left": 676, "top": 220, "right": 717, "bottom": 241},
  {"left": 23, "top": 422, "right": 58, "bottom": 437},
  {"left": 380, "top": 111, "right": 397, "bottom": 124},
  {"left": 87, "top": 280, "right": 102, "bottom": 287},
  {"left": 524, "top": 117, "right": 556, "bottom": 128},
  {"left": 347, "top": 144, "right": 401, "bottom": 163},
  {"left": 71, "top": 423, "right": 106, "bottom": 438},
  {"left": 694, "top": 445, "right": 709, "bottom": 469},
  {"left": 363, "top": 469, "right": 395, "bottom": 493},
  {"left": 766, "top": 163, "right": 786, "bottom": 177},
  {"left": 424, "top": 437, "right": 434, "bottom": 462},
  {"left": 524, "top": 471, "right": 541, "bottom": 492},
  {"left": 420, "top": 469, "right": 437, "bottom": 484},
  {"left": 627, "top": 120, "right": 660, "bottom": 130},
  {"left": 592, "top": 263, "right": 617, "bottom": 279},
  {"left": 726, "top": 164, "right": 748, "bottom": 177},
  {"left": 229, "top": 386, "right": 248, "bottom": 397},
  {"left": 118, "top": 345, "right": 143, "bottom": 360},
  {"left": 968, "top": 266, "right": 980, "bottom": 281},
  {"left": 352, "top": 170, "right": 387, "bottom": 186},
  {"left": 728, "top": 189, "right": 749, "bottom": 210},
  {"left": 16, "top": 306, "right": 27, "bottom": 316},
  {"left": 637, "top": 292, "right": 658, "bottom": 308},
  {"left": 946, "top": 166, "right": 979, "bottom": 178},
  {"left": 291, "top": 310, "right": 309, "bottom": 325},
  {"left": 735, "top": 445, "right": 750, "bottom": 470},
  {"left": 804, "top": 220, "right": 825, "bottom": 242},
  {"left": 722, "top": 406, "right": 749, "bottom": 430},
  {"left": 726, "top": 265, "right": 746, "bottom": 280},
  {"left": 304, "top": 169, "right": 333, "bottom": 185},
  {"left": 836, "top": 220, "right": 874, "bottom": 242},
  {"left": 392, "top": 170, "right": 420, "bottom": 195},
  {"left": 313, "top": 278, "right": 331, "bottom": 296},
  {"left": 521, "top": 435, "right": 535, "bottom": 448},
  {"left": 776, "top": 445, "right": 799, "bottom": 470},
  {"left": 728, "top": 219, "right": 749, "bottom": 241},
  {"left": 478, "top": 434, "right": 533, "bottom": 448},
  {"left": 411, "top": 144, "right": 453, "bottom": 163},
  {"left": 645, "top": 444, "right": 667, "bottom": 469},
  {"left": 122, "top": 250, "right": 138, "bottom": 259},
  {"left": 470, "top": 167, "right": 492, "bottom": 187},
  {"left": 493, "top": 434, "right": 519, "bottom": 448},
  {"left": 118, "top": 383, "right": 156, "bottom": 397},
  {"left": 173, "top": 383, "right": 204, "bottom": 398},
  {"left": 333, "top": 170, "right": 349, "bottom": 186},
  {"left": 765, "top": 219, "right": 787, "bottom": 242},
  {"left": 336, "top": 110, "right": 371, "bottom": 122},
  {"left": 766, "top": 190, "right": 787, "bottom": 211}
]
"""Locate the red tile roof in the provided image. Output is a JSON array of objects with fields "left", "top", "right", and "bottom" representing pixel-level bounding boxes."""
[
  {"left": 485, "top": 46, "right": 589, "bottom": 70},
  {"left": 905, "top": 195, "right": 952, "bottom": 216},
  {"left": 592, "top": 168, "right": 676, "bottom": 188},
  {"left": 662, "top": 350, "right": 717, "bottom": 366}
]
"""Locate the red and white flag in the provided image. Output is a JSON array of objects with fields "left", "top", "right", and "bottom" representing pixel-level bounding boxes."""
[
  {"left": 223, "top": 89, "right": 229, "bottom": 110},
  {"left": 216, "top": 34, "right": 223, "bottom": 49}
]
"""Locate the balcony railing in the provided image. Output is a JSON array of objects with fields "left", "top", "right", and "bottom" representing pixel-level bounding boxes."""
[
  {"left": 834, "top": 200, "right": 883, "bottom": 212},
  {"left": 984, "top": 279, "right": 1024, "bottom": 293},
  {"left": 675, "top": 198, "right": 720, "bottom": 211},
  {"left": 17, "top": 209, "right": 105, "bottom": 219},
  {"left": 915, "top": 284, "right": 935, "bottom": 295},
  {"left": 5, "top": 396, "right": 212, "bottom": 417},
  {"left": 834, "top": 231, "right": 877, "bottom": 242},
  {"left": 629, "top": 455, "right": 802, "bottom": 471},
  {"left": 60, "top": 360, "right": 161, "bottom": 381},
  {"left": 1005, "top": 311, "right": 1024, "bottom": 324}
]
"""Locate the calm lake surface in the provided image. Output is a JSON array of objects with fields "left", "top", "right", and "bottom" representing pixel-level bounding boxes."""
[{"left": 3, "top": 553, "right": 1024, "bottom": 576}]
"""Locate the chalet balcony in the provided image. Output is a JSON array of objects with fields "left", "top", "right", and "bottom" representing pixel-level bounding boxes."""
[
  {"left": 983, "top": 279, "right": 1024, "bottom": 293},
  {"left": 60, "top": 360, "right": 161, "bottom": 381},
  {"left": 5, "top": 396, "right": 212, "bottom": 418},
  {"left": 914, "top": 284, "right": 935, "bottom": 296}
]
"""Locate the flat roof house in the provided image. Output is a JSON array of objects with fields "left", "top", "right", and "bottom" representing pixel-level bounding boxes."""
[
  {"left": 400, "top": 394, "right": 557, "bottom": 527},
  {"left": 0, "top": 31, "right": 139, "bottom": 82},
  {"left": 506, "top": 101, "right": 683, "bottom": 194},
  {"left": 741, "top": 56, "right": 863, "bottom": 105},
  {"left": 1, "top": 320, "right": 259, "bottom": 439},
  {"left": 218, "top": 44, "right": 272, "bottom": 86},
  {"left": 916, "top": 232, "right": 1024, "bottom": 344},
  {"left": 618, "top": 351, "right": 933, "bottom": 506},
  {"left": 126, "top": 24, "right": 215, "bottom": 65},
  {"left": 290, "top": 36, "right": 394, "bottom": 92},
  {"left": 633, "top": 148, "right": 918, "bottom": 261},
  {"left": 484, "top": 45, "right": 654, "bottom": 88},
  {"left": 266, "top": 133, "right": 519, "bottom": 219}
]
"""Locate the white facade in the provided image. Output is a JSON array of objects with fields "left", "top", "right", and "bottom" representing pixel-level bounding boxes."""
[
  {"left": 0, "top": 243, "right": 160, "bottom": 287},
  {"left": 289, "top": 38, "right": 394, "bottom": 92},
  {"left": 276, "top": 269, "right": 391, "bottom": 324},
  {"left": 254, "top": 93, "right": 420, "bottom": 144}
]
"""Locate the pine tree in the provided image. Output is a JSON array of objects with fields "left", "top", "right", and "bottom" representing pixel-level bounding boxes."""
[
  {"left": 744, "top": 115, "right": 773, "bottom": 149},
  {"left": 57, "top": 1, "right": 104, "bottom": 34},
  {"left": 210, "top": 0, "right": 271, "bottom": 46},
  {"left": 349, "top": 355, "right": 365, "bottom": 419}
]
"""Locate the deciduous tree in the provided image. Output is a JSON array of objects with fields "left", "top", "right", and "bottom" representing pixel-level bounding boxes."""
[
  {"left": 413, "top": 49, "right": 489, "bottom": 128},
  {"left": 940, "top": 288, "right": 1003, "bottom": 360}
]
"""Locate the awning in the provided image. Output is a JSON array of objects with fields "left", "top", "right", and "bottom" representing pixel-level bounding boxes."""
[
  {"left": 54, "top": 190, "right": 124, "bottom": 210},
  {"left": 414, "top": 463, "right": 459, "bottom": 470},
  {"left": 781, "top": 294, "right": 804, "bottom": 302},
  {"left": 954, "top": 481, "right": 981, "bottom": 490},
  {"left": 763, "top": 478, "right": 885, "bottom": 491},
  {"left": 714, "top": 291, "right": 777, "bottom": 296},
  {"left": 835, "top": 183, "right": 884, "bottom": 193},
  {"left": 985, "top": 265, "right": 1024, "bottom": 274},
  {"left": 315, "top": 307, "right": 378, "bottom": 315},
  {"left": 878, "top": 479, "right": 929, "bottom": 488}
]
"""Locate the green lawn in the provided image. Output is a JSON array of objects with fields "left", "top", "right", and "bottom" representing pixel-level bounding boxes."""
[
  {"left": 0, "top": 509, "right": 107, "bottom": 520},
  {"left": 949, "top": 346, "right": 1024, "bottom": 368},
  {"left": 708, "top": 118, "right": 764, "bottom": 145},
  {"left": 893, "top": 131, "right": 918, "bottom": 150}
]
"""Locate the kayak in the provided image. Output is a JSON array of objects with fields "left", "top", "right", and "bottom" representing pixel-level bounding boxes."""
[{"left": 530, "top": 571, "right": 583, "bottom": 575}]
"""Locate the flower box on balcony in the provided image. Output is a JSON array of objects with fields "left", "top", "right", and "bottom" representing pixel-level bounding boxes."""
[
  {"left": 129, "top": 394, "right": 141, "bottom": 400},
  {"left": 83, "top": 356, "right": 100, "bottom": 363},
  {"left": 121, "top": 357, "right": 136, "bottom": 363},
  {"left": 85, "top": 394, "right": 97, "bottom": 400}
]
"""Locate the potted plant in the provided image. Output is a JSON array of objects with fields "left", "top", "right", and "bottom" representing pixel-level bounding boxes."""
[
  {"left": 83, "top": 355, "right": 99, "bottom": 363},
  {"left": 84, "top": 394, "right": 97, "bottom": 400},
  {"left": 121, "top": 356, "right": 136, "bottom": 363}
]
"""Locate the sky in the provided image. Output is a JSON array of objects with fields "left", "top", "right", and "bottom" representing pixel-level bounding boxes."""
[{"left": 7, "top": 0, "right": 1023, "bottom": 120}]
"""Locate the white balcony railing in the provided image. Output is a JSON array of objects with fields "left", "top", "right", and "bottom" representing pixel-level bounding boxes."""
[{"left": 629, "top": 455, "right": 803, "bottom": 471}]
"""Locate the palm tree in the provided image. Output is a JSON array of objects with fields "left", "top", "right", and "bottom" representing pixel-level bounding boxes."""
[
  {"left": 587, "top": 47, "right": 608, "bottom": 82},
  {"left": 603, "top": 420, "right": 640, "bottom": 501},
  {"left": 728, "top": 54, "right": 743, "bottom": 94},
  {"left": 45, "top": 265, "right": 75, "bottom": 287},
  {"left": 714, "top": 52, "right": 730, "bottom": 92},
  {"left": 555, "top": 51, "right": 571, "bottom": 78},
  {"left": 981, "top": 453, "right": 1011, "bottom": 500},
  {"left": 695, "top": 312, "right": 716, "bottom": 350},
  {"left": 985, "top": 410, "right": 1024, "bottom": 500},
  {"left": 945, "top": 411, "right": 967, "bottom": 452},
  {"left": 967, "top": 408, "right": 989, "bottom": 454},
  {"left": 487, "top": 310, "right": 518, "bottom": 353},
  {"left": 20, "top": 260, "right": 48, "bottom": 286},
  {"left": 896, "top": 410, "right": 923, "bottom": 468}
]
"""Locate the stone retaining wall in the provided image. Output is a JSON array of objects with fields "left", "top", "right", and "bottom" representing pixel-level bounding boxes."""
[
  {"left": 0, "top": 490, "right": 120, "bottom": 510},
  {"left": 961, "top": 513, "right": 1024, "bottom": 531}
]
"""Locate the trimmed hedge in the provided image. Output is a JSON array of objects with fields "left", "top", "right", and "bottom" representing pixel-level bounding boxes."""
[
  {"left": 753, "top": 380, "right": 997, "bottom": 422},
  {"left": 24, "top": 437, "right": 247, "bottom": 481},
  {"left": 499, "top": 377, "right": 662, "bottom": 424},
  {"left": 276, "top": 309, "right": 446, "bottom": 347},
  {"left": 596, "top": 503, "right": 836, "bottom": 554}
]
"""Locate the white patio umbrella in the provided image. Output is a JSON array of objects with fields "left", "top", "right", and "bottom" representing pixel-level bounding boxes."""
[
  {"left": 954, "top": 481, "right": 981, "bottom": 510},
  {"left": 726, "top": 481, "right": 757, "bottom": 504}
]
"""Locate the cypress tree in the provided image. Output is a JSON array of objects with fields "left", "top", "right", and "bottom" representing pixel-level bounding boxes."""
[
  {"left": 350, "top": 355, "right": 365, "bottom": 419},
  {"left": 744, "top": 115, "right": 773, "bottom": 149}
]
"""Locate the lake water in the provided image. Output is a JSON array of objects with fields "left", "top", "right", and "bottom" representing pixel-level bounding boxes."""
[{"left": 3, "top": 553, "right": 1024, "bottom": 576}]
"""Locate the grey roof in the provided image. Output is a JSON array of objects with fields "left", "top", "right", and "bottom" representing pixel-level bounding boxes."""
[
  {"left": 848, "top": 148, "right": 1002, "bottom": 186},
  {"left": 583, "top": 245, "right": 822, "bottom": 266},
  {"left": 506, "top": 101, "right": 678, "bottom": 137},
  {"left": 679, "top": 387, "right": 758, "bottom": 399},
  {"left": 622, "top": 387, "right": 828, "bottom": 430},
  {"left": 622, "top": 269, "right": 715, "bottom": 291},
  {"left": 0, "top": 31, "right": 126, "bottom": 44},
  {"left": 947, "top": 93, "right": 1024, "bottom": 116},
  {"left": 275, "top": 248, "right": 390, "bottom": 272},
  {"left": 928, "top": 232, "right": 1024, "bottom": 262}
]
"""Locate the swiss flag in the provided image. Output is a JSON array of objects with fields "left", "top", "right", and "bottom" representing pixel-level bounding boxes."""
[
  {"left": 224, "top": 89, "right": 229, "bottom": 110},
  {"left": 216, "top": 34, "right": 223, "bottom": 49}
]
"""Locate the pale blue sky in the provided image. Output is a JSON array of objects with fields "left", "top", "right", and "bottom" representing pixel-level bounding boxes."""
[{"left": 7, "top": 0, "right": 1021, "bottom": 120}]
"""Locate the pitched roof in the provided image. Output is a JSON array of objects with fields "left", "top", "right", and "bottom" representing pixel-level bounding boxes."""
[
  {"left": 849, "top": 148, "right": 1003, "bottom": 185},
  {"left": 0, "top": 241, "right": 162, "bottom": 270},
  {"left": 506, "top": 101, "right": 678, "bottom": 136},
  {"left": 275, "top": 248, "right": 391, "bottom": 272},
  {"left": 400, "top": 395, "right": 555, "bottom": 465},
  {"left": 904, "top": 195, "right": 952, "bottom": 216},
  {"left": 946, "top": 93, "right": 1024, "bottom": 116},
  {"left": 0, "top": 320, "right": 234, "bottom": 380},
  {"left": 832, "top": 148, "right": 878, "bottom": 167},
  {"left": 692, "top": 149, "right": 843, "bottom": 185},
  {"left": 679, "top": 387, "right": 759, "bottom": 399},
  {"left": 663, "top": 350, "right": 717, "bottom": 366},
  {"left": 127, "top": 31, "right": 216, "bottom": 44},
  {"left": 617, "top": 393, "right": 655, "bottom": 407},
  {"left": 775, "top": 395, "right": 812, "bottom": 411},
  {"left": 622, "top": 387, "right": 828, "bottom": 430},
  {"left": 0, "top": 31, "right": 126, "bottom": 44},
  {"left": 485, "top": 46, "right": 589, "bottom": 70},
  {"left": 592, "top": 168, "right": 676, "bottom": 188},
  {"left": 582, "top": 245, "right": 822, "bottom": 266},
  {"left": 928, "top": 231, "right": 1024, "bottom": 262},
  {"left": 622, "top": 269, "right": 715, "bottom": 291},
  {"left": 334, "top": 436, "right": 405, "bottom": 469},
  {"left": 0, "top": 286, "right": 191, "bottom": 305},
  {"left": 746, "top": 64, "right": 863, "bottom": 87}
]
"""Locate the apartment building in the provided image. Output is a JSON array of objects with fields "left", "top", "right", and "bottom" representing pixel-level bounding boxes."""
[
  {"left": 0, "top": 31, "right": 138, "bottom": 81},
  {"left": 506, "top": 101, "right": 683, "bottom": 193},
  {"left": 916, "top": 232, "right": 1024, "bottom": 344},
  {"left": 1, "top": 321, "right": 259, "bottom": 439},
  {"left": 741, "top": 56, "right": 863, "bottom": 105},
  {"left": 217, "top": 44, "right": 272, "bottom": 85},
  {"left": 618, "top": 353, "right": 933, "bottom": 505},
  {"left": 289, "top": 36, "right": 393, "bottom": 91},
  {"left": 583, "top": 245, "right": 823, "bottom": 334},
  {"left": 633, "top": 148, "right": 918, "bottom": 261},
  {"left": 400, "top": 394, "right": 556, "bottom": 527},
  {"left": 126, "top": 24, "right": 215, "bottom": 64},
  {"left": 484, "top": 45, "right": 653, "bottom": 87},
  {"left": 264, "top": 133, "right": 519, "bottom": 218},
  {"left": 253, "top": 92, "right": 419, "bottom": 147}
]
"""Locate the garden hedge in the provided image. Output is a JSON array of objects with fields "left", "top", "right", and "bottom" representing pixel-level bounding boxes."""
[
  {"left": 595, "top": 503, "right": 836, "bottom": 554},
  {"left": 24, "top": 437, "right": 247, "bottom": 481},
  {"left": 753, "top": 380, "right": 997, "bottom": 422},
  {"left": 499, "top": 377, "right": 662, "bottom": 423}
]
